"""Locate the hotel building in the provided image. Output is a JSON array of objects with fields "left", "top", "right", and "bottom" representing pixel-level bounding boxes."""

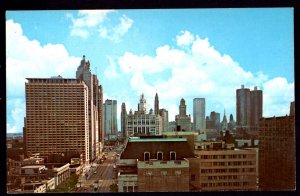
[{"left": 24, "top": 77, "right": 89, "bottom": 163}]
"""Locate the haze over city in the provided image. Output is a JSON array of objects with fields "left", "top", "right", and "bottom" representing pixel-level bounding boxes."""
[{"left": 6, "top": 8, "right": 294, "bottom": 134}]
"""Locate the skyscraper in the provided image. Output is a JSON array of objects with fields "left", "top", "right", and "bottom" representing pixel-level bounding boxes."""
[
  {"left": 154, "top": 93, "right": 159, "bottom": 115},
  {"left": 76, "top": 55, "right": 103, "bottom": 161},
  {"left": 210, "top": 111, "right": 220, "bottom": 131},
  {"left": 193, "top": 98, "right": 206, "bottom": 131},
  {"left": 24, "top": 77, "right": 90, "bottom": 163},
  {"left": 103, "top": 99, "right": 118, "bottom": 139},
  {"left": 159, "top": 109, "right": 169, "bottom": 132},
  {"left": 236, "top": 85, "right": 263, "bottom": 137},
  {"left": 250, "top": 86, "right": 263, "bottom": 130},
  {"left": 121, "top": 102, "right": 127, "bottom": 139},
  {"left": 236, "top": 85, "right": 251, "bottom": 131},
  {"left": 175, "top": 98, "right": 191, "bottom": 131},
  {"left": 221, "top": 109, "right": 228, "bottom": 131},
  {"left": 228, "top": 114, "right": 236, "bottom": 132}
]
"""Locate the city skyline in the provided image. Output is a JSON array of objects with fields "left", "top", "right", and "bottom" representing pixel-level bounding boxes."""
[{"left": 6, "top": 8, "right": 294, "bottom": 133}]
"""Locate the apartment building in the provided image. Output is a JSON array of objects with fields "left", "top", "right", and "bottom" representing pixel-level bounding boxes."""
[{"left": 189, "top": 142, "right": 257, "bottom": 191}]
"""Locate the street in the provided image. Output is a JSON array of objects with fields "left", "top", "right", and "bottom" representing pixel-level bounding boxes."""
[{"left": 75, "top": 150, "right": 118, "bottom": 192}]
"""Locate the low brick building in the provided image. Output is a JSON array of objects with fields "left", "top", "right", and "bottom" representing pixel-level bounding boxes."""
[{"left": 118, "top": 136, "right": 195, "bottom": 192}]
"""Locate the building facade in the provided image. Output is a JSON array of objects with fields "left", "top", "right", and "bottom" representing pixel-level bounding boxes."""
[
  {"left": 76, "top": 55, "right": 103, "bottom": 161},
  {"left": 236, "top": 85, "right": 263, "bottom": 137},
  {"left": 154, "top": 93, "right": 159, "bottom": 115},
  {"left": 236, "top": 85, "right": 251, "bottom": 132},
  {"left": 209, "top": 111, "right": 220, "bottom": 131},
  {"left": 259, "top": 115, "right": 295, "bottom": 190},
  {"left": 175, "top": 98, "right": 191, "bottom": 131},
  {"left": 118, "top": 137, "right": 194, "bottom": 192},
  {"left": 159, "top": 109, "right": 169, "bottom": 132},
  {"left": 24, "top": 77, "right": 89, "bottom": 163},
  {"left": 121, "top": 102, "right": 127, "bottom": 139},
  {"left": 250, "top": 87, "right": 263, "bottom": 131},
  {"left": 126, "top": 111, "right": 162, "bottom": 137},
  {"left": 126, "top": 94, "right": 162, "bottom": 137},
  {"left": 103, "top": 99, "right": 118, "bottom": 139},
  {"left": 193, "top": 98, "right": 206, "bottom": 131},
  {"left": 190, "top": 143, "right": 257, "bottom": 191},
  {"left": 221, "top": 110, "right": 228, "bottom": 131}
]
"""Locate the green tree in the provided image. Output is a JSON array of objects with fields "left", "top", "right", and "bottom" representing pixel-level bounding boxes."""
[
  {"left": 110, "top": 183, "right": 118, "bottom": 192},
  {"left": 47, "top": 174, "right": 78, "bottom": 192}
]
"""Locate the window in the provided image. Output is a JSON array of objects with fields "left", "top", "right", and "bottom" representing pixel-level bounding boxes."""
[
  {"left": 144, "top": 152, "right": 150, "bottom": 161},
  {"left": 157, "top": 151, "right": 163, "bottom": 160},
  {"left": 170, "top": 151, "right": 176, "bottom": 160}
]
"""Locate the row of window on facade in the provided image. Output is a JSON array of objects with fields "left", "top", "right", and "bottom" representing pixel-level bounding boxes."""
[
  {"left": 201, "top": 182, "right": 249, "bottom": 187},
  {"left": 143, "top": 151, "right": 176, "bottom": 161},
  {"left": 201, "top": 168, "right": 255, "bottom": 173},
  {"left": 201, "top": 161, "right": 255, "bottom": 166},
  {"left": 201, "top": 154, "right": 250, "bottom": 159},
  {"left": 143, "top": 170, "right": 181, "bottom": 176}
]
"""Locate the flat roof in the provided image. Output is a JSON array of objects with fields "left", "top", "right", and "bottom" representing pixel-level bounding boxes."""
[
  {"left": 21, "top": 165, "right": 46, "bottom": 169},
  {"left": 162, "top": 131, "right": 196, "bottom": 135},
  {"left": 129, "top": 138, "right": 187, "bottom": 142}
]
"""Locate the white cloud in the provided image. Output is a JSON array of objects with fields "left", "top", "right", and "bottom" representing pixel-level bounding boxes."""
[
  {"left": 6, "top": 19, "right": 81, "bottom": 98},
  {"left": 67, "top": 10, "right": 114, "bottom": 38},
  {"left": 176, "top": 30, "right": 195, "bottom": 46},
  {"left": 7, "top": 98, "right": 25, "bottom": 133},
  {"left": 67, "top": 11, "right": 133, "bottom": 41},
  {"left": 98, "top": 15, "right": 133, "bottom": 42},
  {"left": 6, "top": 19, "right": 82, "bottom": 133},
  {"left": 116, "top": 30, "right": 294, "bottom": 119},
  {"left": 263, "top": 77, "right": 294, "bottom": 117},
  {"left": 104, "top": 56, "right": 119, "bottom": 79}
]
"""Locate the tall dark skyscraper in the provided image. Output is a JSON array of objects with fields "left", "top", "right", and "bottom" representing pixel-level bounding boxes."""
[
  {"left": 236, "top": 85, "right": 263, "bottom": 137},
  {"left": 228, "top": 114, "right": 236, "bottom": 132},
  {"left": 210, "top": 111, "right": 220, "bottom": 131},
  {"left": 76, "top": 55, "right": 103, "bottom": 161},
  {"left": 236, "top": 85, "right": 251, "bottom": 130},
  {"left": 121, "top": 102, "right": 127, "bottom": 139},
  {"left": 250, "top": 86, "right": 263, "bottom": 130},
  {"left": 154, "top": 93, "right": 159, "bottom": 115}
]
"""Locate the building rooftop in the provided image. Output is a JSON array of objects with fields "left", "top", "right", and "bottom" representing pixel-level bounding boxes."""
[
  {"left": 121, "top": 138, "right": 194, "bottom": 161},
  {"left": 128, "top": 137, "right": 187, "bottom": 142},
  {"left": 21, "top": 165, "right": 46, "bottom": 169},
  {"left": 162, "top": 131, "right": 196, "bottom": 136}
]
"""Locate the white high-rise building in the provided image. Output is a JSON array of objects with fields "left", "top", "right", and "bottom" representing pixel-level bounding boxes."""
[
  {"left": 103, "top": 99, "right": 118, "bottom": 139},
  {"left": 193, "top": 98, "right": 206, "bottom": 131}
]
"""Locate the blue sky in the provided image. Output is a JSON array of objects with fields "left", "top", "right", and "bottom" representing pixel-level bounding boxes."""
[{"left": 6, "top": 8, "right": 294, "bottom": 133}]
